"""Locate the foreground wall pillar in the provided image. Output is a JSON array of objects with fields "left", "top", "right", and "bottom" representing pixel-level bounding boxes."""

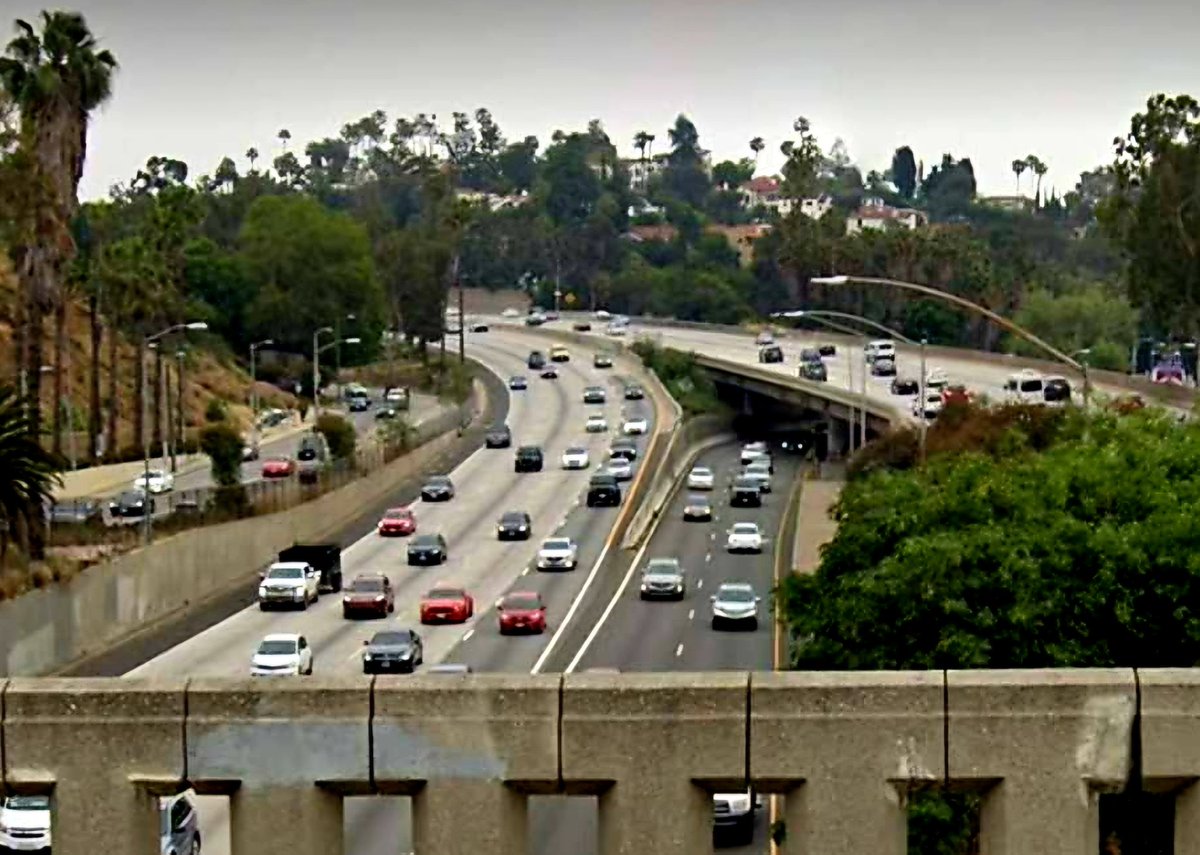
[
  {"left": 373, "top": 673, "right": 560, "bottom": 855},
  {"left": 186, "top": 678, "right": 371, "bottom": 855},
  {"left": 1138, "top": 669, "right": 1200, "bottom": 852},
  {"left": 948, "top": 669, "right": 1135, "bottom": 855},
  {"left": 562, "top": 672, "right": 748, "bottom": 855},
  {"left": 751, "top": 671, "right": 944, "bottom": 855},
  {"left": 2, "top": 678, "right": 185, "bottom": 855}
]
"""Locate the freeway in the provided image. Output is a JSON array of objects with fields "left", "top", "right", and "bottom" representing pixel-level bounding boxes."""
[
  {"left": 528, "top": 443, "right": 798, "bottom": 855},
  {"left": 123, "top": 328, "right": 658, "bottom": 855}
]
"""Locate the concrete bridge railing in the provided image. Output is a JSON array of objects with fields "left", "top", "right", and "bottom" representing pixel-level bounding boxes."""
[{"left": 1, "top": 669, "right": 1198, "bottom": 855}]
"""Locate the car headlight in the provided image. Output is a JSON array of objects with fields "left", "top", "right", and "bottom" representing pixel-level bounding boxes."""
[
  {"left": 258, "top": 587, "right": 268, "bottom": 597},
  {"left": 293, "top": 589, "right": 305, "bottom": 598},
  {"left": 399, "top": 652, "right": 411, "bottom": 659},
  {"left": 0, "top": 820, "right": 9, "bottom": 833},
  {"left": 518, "top": 525, "right": 527, "bottom": 531},
  {"left": 363, "top": 653, "right": 372, "bottom": 661},
  {"left": 640, "top": 583, "right": 649, "bottom": 592}
]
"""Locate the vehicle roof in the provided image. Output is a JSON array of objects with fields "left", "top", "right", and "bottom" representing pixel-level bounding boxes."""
[
  {"left": 587, "top": 412, "right": 606, "bottom": 419},
  {"left": 501, "top": 510, "right": 529, "bottom": 520},
  {"left": 370, "top": 630, "right": 414, "bottom": 642},
  {"left": 268, "top": 561, "right": 309, "bottom": 570},
  {"left": 425, "top": 475, "right": 452, "bottom": 483},
  {"left": 384, "top": 506, "right": 413, "bottom": 515},
  {"left": 717, "top": 582, "right": 755, "bottom": 592},
  {"left": 647, "top": 557, "right": 681, "bottom": 567},
  {"left": 564, "top": 446, "right": 587, "bottom": 454},
  {"left": 732, "top": 522, "right": 760, "bottom": 531},
  {"left": 263, "top": 632, "right": 302, "bottom": 642},
  {"left": 503, "top": 590, "right": 542, "bottom": 602},
  {"left": 542, "top": 537, "right": 572, "bottom": 546},
  {"left": 424, "top": 587, "right": 466, "bottom": 598}
]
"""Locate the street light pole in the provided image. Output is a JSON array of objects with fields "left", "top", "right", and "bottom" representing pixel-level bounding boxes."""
[
  {"left": 1072, "top": 348, "right": 1092, "bottom": 409},
  {"left": 249, "top": 339, "right": 273, "bottom": 451},
  {"left": 174, "top": 350, "right": 185, "bottom": 472},
  {"left": 141, "top": 321, "right": 208, "bottom": 545},
  {"left": 312, "top": 327, "right": 333, "bottom": 420}
]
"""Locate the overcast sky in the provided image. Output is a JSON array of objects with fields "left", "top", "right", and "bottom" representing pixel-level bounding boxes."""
[{"left": 11, "top": 0, "right": 1200, "bottom": 201}]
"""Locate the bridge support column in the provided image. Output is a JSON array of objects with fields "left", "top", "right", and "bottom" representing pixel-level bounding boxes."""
[
  {"left": 374, "top": 673, "right": 560, "bottom": 855},
  {"left": 187, "top": 679, "right": 371, "bottom": 855},
  {"left": 826, "top": 417, "right": 848, "bottom": 459},
  {"left": 562, "top": 673, "right": 747, "bottom": 855},
  {"left": 752, "top": 672, "right": 943, "bottom": 855},
  {"left": 2, "top": 678, "right": 186, "bottom": 855}
]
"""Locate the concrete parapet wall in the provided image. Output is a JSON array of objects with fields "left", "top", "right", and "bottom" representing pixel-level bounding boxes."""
[
  {"left": 0, "top": 390, "right": 482, "bottom": 679},
  {"left": 0, "top": 670, "right": 1195, "bottom": 855}
]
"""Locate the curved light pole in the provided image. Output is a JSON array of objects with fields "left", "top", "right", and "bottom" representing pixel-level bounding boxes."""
[
  {"left": 312, "top": 328, "right": 361, "bottom": 420},
  {"left": 143, "top": 321, "right": 207, "bottom": 544},
  {"left": 772, "top": 309, "right": 928, "bottom": 460},
  {"left": 810, "top": 275, "right": 1084, "bottom": 374},
  {"left": 249, "top": 339, "right": 274, "bottom": 452}
]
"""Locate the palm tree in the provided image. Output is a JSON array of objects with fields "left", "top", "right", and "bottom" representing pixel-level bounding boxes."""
[
  {"left": 633, "top": 130, "right": 651, "bottom": 190},
  {"left": 0, "top": 12, "right": 116, "bottom": 558},
  {"left": 1026, "top": 155, "right": 1048, "bottom": 208},
  {"left": 749, "top": 136, "right": 765, "bottom": 167},
  {"left": 245, "top": 146, "right": 259, "bottom": 172},
  {"left": 277, "top": 128, "right": 291, "bottom": 153},
  {"left": 1011, "top": 159, "right": 1026, "bottom": 194},
  {"left": 0, "top": 386, "right": 61, "bottom": 561}
]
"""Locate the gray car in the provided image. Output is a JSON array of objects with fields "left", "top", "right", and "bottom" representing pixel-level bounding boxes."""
[
  {"left": 639, "top": 557, "right": 686, "bottom": 600},
  {"left": 159, "top": 792, "right": 202, "bottom": 855},
  {"left": 362, "top": 629, "right": 424, "bottom": 674},
  {"left": 710, "top": 582, "right": 761, "bottom": 630}
]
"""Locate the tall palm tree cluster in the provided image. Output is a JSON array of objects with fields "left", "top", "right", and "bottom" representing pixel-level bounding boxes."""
[
  {"left": 0, "top": 11, "right": 116, "bottom": 558},
  {"left": 1011, "top": 153, "right": 1048, "bottom": 205}
]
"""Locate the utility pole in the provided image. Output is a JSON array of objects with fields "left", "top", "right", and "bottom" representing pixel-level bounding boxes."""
[
  {"left": 174, "top": 350, "right": 185, "bottom": 472},
  {"left": 456, "top": 254, "right": 466, "bottom": 364}
]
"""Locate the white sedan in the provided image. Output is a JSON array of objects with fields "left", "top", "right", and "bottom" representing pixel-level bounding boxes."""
[
  {"left": 537, "top": 537, "right": 578, "bottom": 570},
  {"left": 561, "top": 446, "right": 590, "bottom": 470},
  {"left": 585, "top": 414, "right": 608, "bottom": 433},
  {"left": 687, "top": 466, "right": 715, "bottom": 490},
  {"left": 725, "top": 522, "right": 764, "bottom": 553},
  {"left": 132, "top": 469, "right": 174, "bottom": 494},
  {"left": 250, "top": 633, "right": 313, "bottom": 677},
  {"left": 606, "top": 458, "right": 634, "bottom": 481},
  {"left": 622, "top": 415, "right": 649, "bottom": 435}
]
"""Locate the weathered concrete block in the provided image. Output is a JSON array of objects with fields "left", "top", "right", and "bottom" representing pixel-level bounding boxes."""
[
  {"left": 374, "top": 673, "right": 560, "bottom": 855},
  {"left": 562, "top": 671, "right": 748, "bottom": 855},
  {"left": 2, "top": 677, "right": 185, "bottom": 855},
  {"left": 948, "top": 668, "right": 1136, "bottom": 855},
  {"left": 1136, "top": 668, "right": 1200, "bottom": 852},
  {"left": 186, "top": 678, "right": 371, "bottom": 855},
  {"left": 751, "top": 670, "right": 944, "bottom": 855}
]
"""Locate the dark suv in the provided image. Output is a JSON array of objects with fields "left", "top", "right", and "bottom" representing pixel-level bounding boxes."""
[
  {"left": 527, "top": 351, "right": 546, "bottom": 369},
  {"left": 496, "top": 511, "right": 533, "bottom": 540},
  {"left": 587, "top": 474, "right": 621, "bottom": 507},
  {"left": 731, "top": 475, "right": 763, "bottom": 508},
  {"left": 485, "top": 425, "right": 512, "bottom": 448},
  {"left": 296, "top": 433, "right": 329, "bottom": 484},
  {"left": 758, "top": 344, "right": 783, "bottom": 363},
  {"left": 799, "top": 361, "right": 828, "bottom": 382},
  {"left": 407, "top": 533, "right": 448, "bottom": 565},
  {"left": 515, "top": 446, "right": 544, "bottom": 472}
]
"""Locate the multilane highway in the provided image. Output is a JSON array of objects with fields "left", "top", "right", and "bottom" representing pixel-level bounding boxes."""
[{"left": 123, "top": 329, "right": 658, "bottom": 855}]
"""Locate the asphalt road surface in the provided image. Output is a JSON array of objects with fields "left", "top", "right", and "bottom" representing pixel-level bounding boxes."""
[
  {"left": 123, "top": 328, "right": 657, "bottom": 855},
  {"left": 528, "top": 443, "right": 797, "bottom": 855}
]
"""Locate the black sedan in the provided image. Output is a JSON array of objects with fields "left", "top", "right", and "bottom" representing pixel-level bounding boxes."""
[
  {"left": 624, "top": 384, "right": 645, "bottom": 400},
  {"left": 109, "top": 490, "right": 153, "bottom": 518},
  {"left": 583, "top": 386, "right": 607, "bottom": 404},
  {"left": 541, "top": 366, "right": 559, "bottom": 379},
  {"left": 485, "top": 425, "right": 512, "bottom": 448},
  {"left": 594, "top": 353, "right": 613, "bottom": 368},
  {"left": 496, "top": 511, "right": 533, "bottom": 540},
  {"left": 682, "top": 494, "right": 714, "bottom": 522},
  {"left": 407, "top": 534, "right": 448, "bottom": 565},
  {"left": 799, "top": 362, "right": 827, "bottom": 382},
  {"left": 818, "top": 344, "right": 837, "bottom": 356},
  {"left": 573, "top": 321, "right": 593, "bottom": 332},
  {"left": 420, "top": 476, "right": 455, "bottom": 501},
  {"left": 362, "top": 629, "right": 423, "bottom": 674},
  {"left": 891, "top": 377, "right": 920, "bottom": 395},
  {"left": 470, "top": 322, "right": 489, "bottom": 332}
]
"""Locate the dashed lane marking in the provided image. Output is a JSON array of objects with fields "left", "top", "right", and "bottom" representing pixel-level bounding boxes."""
[
  {"left": 688, "top": 609, "right": 695, "bottom": 621},
  {"left": 675, "top": 643, "right": 684, "bottom": 657},
  {"left": 462, "top": 629, "right": 475, "bottom": 642}
]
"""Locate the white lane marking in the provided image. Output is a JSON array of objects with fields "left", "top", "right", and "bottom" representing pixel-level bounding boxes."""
[
  {"left": 462, "top": 629, "right": 475, "bottom": 642},
  {"left": 560, "top": 531, "right": 654, "bottom": 675},
  {"left": 675, "top": 643, "right": 684, "bottom": 657},
  {"left": 688, "top": 609, "right": 695, "bottom": 621},
  {"left": 697, "top": 579, "right": 703, "bottom": 589},
  {"left": 344, "top": 647, "right": 365, "bottom": 663},
  {"left": 710, "top": 532, "right": 716, "bottom": 541},
  {"left": 705, "top": 553, "right": 712, "bottom": 563},
  {"left": 522, "top": 567, "right": 529, "bottom": 575}
]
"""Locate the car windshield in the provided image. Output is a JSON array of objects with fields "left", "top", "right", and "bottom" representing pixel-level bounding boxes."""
[
  {"left": 646, "top": 559, "right": 680, "bottom": 573},
  {"left": 412, "top": 535, "right": 440, "bottom": 547},
  {"left": 510, "top": 376, "right": 524, "bottom": 382},
  {"left": 349, "top": 578, "right": 384, "bottom": 592},
  {"left": 587, "top": 386, "right": 602, "bottom": 393},
  {"left": 143, "top": 470, "right": 163, "bottom": 479},
  {"left": 732, "top": 524, "right": 758, "bottom": 534},
  {"left": 426, "top": 588, "right": 464, "bottom": 600},
  {"left": 384, "top": 509, "right": 410, "bottom": 519},
  {"left": 426, "top": 477, "right": 450, "bottom": 487},
  {"left": 118, "top": 492, "right": 144, "bottom": 503},
  {"left": 1020, "top": 379, "right": 1043, "bottom": 392},
  {"left": 543, "top": 539, "right": 572, "bottom": 551},
  {"left": 267, "top": 457, "right": 289, "bottom": 464},
  {"left": 687, "top": 494, "right": 709, "bottom": 505},
  {"left": 691, "top": 468, "right": 711, "bottom": 477},
  {"left": 4, "top": 796, "right": 49, "bottom": 810},
  {"left": 719, "top": 587, "right": 755, "bottom": 602},
  {"left": 257, "top": 639, "right": 297, "bottom": 655},
  {"left": 503, "top": 594, "right": 541, "bottom": 610},
  {"left": 565, "top": 447, "right": 586, "bottom": 455},
  {"left": 489, "top": 426, "right": 508, "bottom": 434},
  {"left": 371, "top": 632, "right": 411, "bottom": 646},
  {"left": 501, "top": 513, "right": 527, "bottom": 524},
  {"left": 267, "top": 566, "right": 304, "bottom": 579},
  {"left": 588, "top": 416, "right": 605, "bottom": 423}
]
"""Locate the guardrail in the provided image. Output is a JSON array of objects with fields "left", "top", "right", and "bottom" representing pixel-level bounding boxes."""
[{"left": 0, "top": 669, "right": 1191, "bottom": 855}]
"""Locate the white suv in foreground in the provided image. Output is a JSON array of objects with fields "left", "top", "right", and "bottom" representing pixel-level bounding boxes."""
[
  {"left": 725, "top": 522, "right": 764, "bottom": 553},
  {"left": 711, "top": 582, "right": 761, "bottom": 630},
  {"left": 687, "top": 466, "right": 715, "bottom": 490},
  {"left": 258, "top": 561, "right": 320, "bottom": 610},
  {"left": 0, "top": 795, "right": 49, "bottom": 852}
]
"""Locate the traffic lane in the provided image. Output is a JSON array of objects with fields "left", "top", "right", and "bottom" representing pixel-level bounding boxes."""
[{"left": 122, "top": 337, "right": 575, "bottom": 680}]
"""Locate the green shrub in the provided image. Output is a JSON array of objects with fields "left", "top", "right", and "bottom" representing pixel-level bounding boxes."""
[
  {"left": 315, "top": 413, "right": 356, "bottom": 460},
  {"left": 204, "top": 398, "right": 227, "bottom": 423},
  {"left": 199, "top": 423, "right": 244, "bottom": 487}
]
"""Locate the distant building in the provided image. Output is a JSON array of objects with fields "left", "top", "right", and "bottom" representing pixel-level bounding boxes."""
[
  {"left": 798, "top": 194, "right": 834, "bottom": 220},
  {"left": 621, "top": 150, "right": 713, "bottom": 186},
  {"left": 981, "top": 195, "right": 1034, "bottom": 213},
  {"left": 454, "top": 189, "right": 532, "bottom": 211},
  {"left": 845, "top": 196, "right": 928, "bottom": 235},
  {"left": 739, "top": 176, "right": 793, "bottom": 217}
]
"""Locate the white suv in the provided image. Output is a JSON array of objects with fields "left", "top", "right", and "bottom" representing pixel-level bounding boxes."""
[
  {"left": 258, "top": 562, "right": 320, "bottom": 610},
  {"left": 739, "top": 442, "right": 768, "bottom": 466},
  {"left": 710, "top": 582, "right": 761, "bottom": 630},
  {"left": 687, "top": 466, "right": 715, "bottom": 490},
  {"left": 561, "top": 446, "right": 590, "bottom": 469},
  {"left": 0, "top": 795, "right": 50, "bottom": 852},
  {"left": 622, "top": 415, "right": 649, "bottom": 435},
  {"left": 725, "top": 522, "right": 764, "bottom": 553},
  {"left": 537, "top": 537, "right": 578, "bottom": 571},
  {"left": 251, "top": 633, "right": 313, "bottom": 676}
]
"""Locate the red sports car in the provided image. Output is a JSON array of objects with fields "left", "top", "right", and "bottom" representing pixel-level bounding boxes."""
[
  {"left": 419, "top": 586, "right": 474, "bottom": 624},
  {"left": 497, "top": 591, "right": 547, "bottom": 635},
  {"left": 342, "top": 573, "right": 395, "bottom": 618},
  {"left": 378, "top": 506, "right": 416, "bottom": 536},
  {"left": 261, "top": 456, "right": 295, "bottom": 478},
  {"left": 941, "top": 384, "right": 972, "bottom": 406}
]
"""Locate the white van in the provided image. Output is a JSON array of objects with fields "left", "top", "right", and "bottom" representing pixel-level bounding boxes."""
[
  {"left": 865, "top": 340, "right": 896, "bottom": 363},
  {"left": 1005, "top": 370, "right": 1045, "bottom": 404}
]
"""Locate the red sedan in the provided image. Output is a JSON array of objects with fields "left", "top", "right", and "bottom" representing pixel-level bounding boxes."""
[
  {"left": 378, "top": 506, "right": 416, "bottom": 537},
  {"left": 261, "top": 456, "right": 295, "bottom": 478},
  {"left": 342, "top": 573, "right": 395, "bottom": 619},
  {"left": 497, "top": 591, "right": 547, "bottom": 635},
  {"left": 419, "top": 586, "right": 474, "bottom": 624},
  {"left": 941, "top": 385, "right": 972, "bottom": 406}
]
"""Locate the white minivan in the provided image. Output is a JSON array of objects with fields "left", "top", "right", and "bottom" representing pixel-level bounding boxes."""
[
  {"left": 865, "top": 339, "right": 896, "bottom": 363},
  {"left": 1005, "top": 370, "right": 1045, "bottom": 404}
]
